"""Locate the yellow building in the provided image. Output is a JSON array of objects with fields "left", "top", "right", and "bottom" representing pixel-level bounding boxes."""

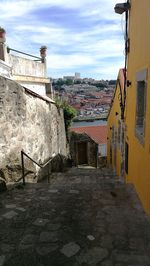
[
  {"left": 107, "top": 69, "right": 125, "bottom": 179},
  {"left": 108, "top": 0, "right": 150, "bottom": 215}
]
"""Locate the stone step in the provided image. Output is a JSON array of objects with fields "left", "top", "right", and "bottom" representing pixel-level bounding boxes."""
[
  {"left": 17, "top": 167, "right": 118, "bottom": 185},
  {"left": 49, "top": 167, "right": 116, "bottom": 179}
]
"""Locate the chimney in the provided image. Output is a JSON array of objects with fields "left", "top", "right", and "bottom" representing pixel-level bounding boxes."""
[
  {"left": 0, "top": 27, "right": 7, "bottom": 61},
  {"left": 40, "top": 46, "right": 47, "bottom": 63}
]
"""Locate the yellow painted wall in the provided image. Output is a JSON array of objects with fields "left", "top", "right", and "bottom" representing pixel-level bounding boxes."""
[
  {"left": 107, "top": 70, "right": 124, "bottom": 177},
  {"left": 125, "top": 0, "right": 150, "bottom": 215}
]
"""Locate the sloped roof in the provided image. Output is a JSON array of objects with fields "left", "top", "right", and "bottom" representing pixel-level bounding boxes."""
[
  {"left": 107, "top": 68, "right": 125, "bottom": 118},
  {"left": 70, "top": 125, "right": 107, "bottom": 144}
]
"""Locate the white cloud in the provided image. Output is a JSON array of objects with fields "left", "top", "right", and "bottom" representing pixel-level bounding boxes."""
[
  {"left": 0, "top": 0, "right": 126, "bottom": 79},
  {"left": 47, "top": 54, "right": 95, "bottom": 69}
]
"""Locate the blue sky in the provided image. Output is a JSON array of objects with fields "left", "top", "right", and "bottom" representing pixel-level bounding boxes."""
[{"left": 1, "top": 0, "right": 126, "bottom": 79}]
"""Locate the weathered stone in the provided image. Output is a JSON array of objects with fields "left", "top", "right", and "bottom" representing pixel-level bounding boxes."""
[
  {"left": 20, "top": 234, "right": 38, "bottom": 250},
  {"left": 129, "top": 237, "right": 145, "bottom": 251},
  {"left": 69, "top": 190, "right": 79, "bottom": 194},
  {"left": 39, "top": 196, "right": 47, "bottom": 200},
  {"left": 113, "top": 236, "right": 127, "bottom": 249},
  {"left": 16, "top": 207, "right": 26, "bottom": 212},
  {"left": 60, "top": 210, "right": 67, "bottom": 215},
  {"left": 60, "top": 242, "right": 80, "bottom": 257},
  {"left": 1, "top": 243, "right": 14, "bottom": 253},
  {"left": 100, "top": 235, "right": 113, "bottom": 249},
  {"left": 87, "top": 235, "right": 95, "bottom": 241},
  {"left": 95, "top": 224, "right": 106, "bottom": 235},
  {"left": 47, "top": 223, "right": 61, "bottom": 231},
  {"left": 0, "top": 179, "right": 7, "bottom": 192},
  {"left": 77, "top": 247, "right": 108, "bottom": 265},
  {"left": 0, "top": 255, "right": 5, "bottom": 266},
  {"left": 36, "top": 244, "right": 58, "bottom": 256},
  {"left": 5, "top": 204, "right": 17, "bottom": 209},
  {"left": 101, "top": 260, "right": 114, "bottom": 266},
  {"left": 0, "top": 167, "right": 150, "bottom": 265},
  {"left": 0, "top": 76, "right": 67, "bottom": 183},
  {"left": 2, "top": 210, "right": 18, "bottom": 219},
  {"left": 112, "top": 251, "right": 150, "bottom": 264},
  {"left": 33, "top": 218, "right": 49, "bottom": 226},
  {"left": 39, "top": 231, "right": 58, "bottom": 243},
  {"left": 25, "top": 198, "right": 31, "bottom": 202},
  {"left": 48, "top": 189, "right": 58, "bottom": 193}
]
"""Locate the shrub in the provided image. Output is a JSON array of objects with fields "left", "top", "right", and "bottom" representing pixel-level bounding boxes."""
[{"left": 55, "top": 99, "right": 77, "bottom": 137}]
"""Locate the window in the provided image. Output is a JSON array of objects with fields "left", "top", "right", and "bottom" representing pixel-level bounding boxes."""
[
  {"left": 135, "top": 69, "right": 147, "bottom": 143},
  {"left": 98, "top": 144, "right": 107, "bottom": 157},
  {"left": 118, "top": 120, "right": 121, "bottom": 150},
  {"left": 121, "top": 123, "right": 125, "bottom": 153},
  {"left": 117, "top": 120, "right": 125, "bottom": 152},
  {"left": 112, "top": 125, "right": 115, "bottom": 146},
  {"left": 112, "top": 125, "right": 117, "bottom": 148}
]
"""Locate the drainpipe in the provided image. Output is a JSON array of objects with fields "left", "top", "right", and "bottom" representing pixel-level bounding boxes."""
[
  {"left": 123, "top": 5, "right": 129, "bottom": 120},
  {"left": 114, "top": 1, "right": 131, "bottom": 120}
]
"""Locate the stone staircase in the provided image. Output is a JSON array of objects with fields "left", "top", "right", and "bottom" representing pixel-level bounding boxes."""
[
  {"left": 0, "top": 166, "right": 150, "bottom": 266},
  {"left": 49, "top": 166, "right": 121, "bottom": 187}
]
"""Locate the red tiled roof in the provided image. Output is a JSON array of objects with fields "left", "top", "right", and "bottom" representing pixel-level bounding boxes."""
[
  {"left": 71, "top": 104, "right": 81, "bottom": 110},
  {"left": 70, "top": 125, "right": 107, "bottom": 144}
]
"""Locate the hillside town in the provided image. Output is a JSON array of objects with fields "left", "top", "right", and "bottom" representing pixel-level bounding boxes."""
[{"left": 53, "top": 73, "right": 115, "bottom": 121}]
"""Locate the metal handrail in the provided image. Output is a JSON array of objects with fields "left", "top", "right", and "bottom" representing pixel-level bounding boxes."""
[
  {"left": 7, "top": 47, "right": 42, "bottom": 61},
  {"left": 21, "top": 150, "right": 54, "bottom": 185}
]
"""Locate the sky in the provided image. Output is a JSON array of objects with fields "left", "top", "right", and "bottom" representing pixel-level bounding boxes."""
[{"left": 1, "top": 0, "right": 126, "bottom": 79}]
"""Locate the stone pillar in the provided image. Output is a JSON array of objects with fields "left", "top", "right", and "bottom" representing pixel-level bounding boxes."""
[
  {"left": 0, "top": 27, "right": 8, "bottom": 62},
  {"left": 40, "top": 46, "right": 47, "bottom": 76}
]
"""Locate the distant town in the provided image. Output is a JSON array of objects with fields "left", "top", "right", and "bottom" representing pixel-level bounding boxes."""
[{"left": 52, "top": 73, "right": 116, "bottom": 121}]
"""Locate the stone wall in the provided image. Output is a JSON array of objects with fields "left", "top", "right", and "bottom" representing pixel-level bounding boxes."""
[{"left": 0, "top": 76, "right": 67, "bottom": 182}]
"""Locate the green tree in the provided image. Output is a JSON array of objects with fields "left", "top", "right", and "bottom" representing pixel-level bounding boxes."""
[
  {"left": 55, "top": 99, "right": 77, "bottom": 138},
  {"left": 65, "top": 79, "right": 73, "bottom": 85}
]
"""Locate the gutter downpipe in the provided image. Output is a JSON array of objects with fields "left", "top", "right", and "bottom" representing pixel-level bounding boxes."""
[{"left": 122, "top": 0, "right": 130, "bottom": 120}]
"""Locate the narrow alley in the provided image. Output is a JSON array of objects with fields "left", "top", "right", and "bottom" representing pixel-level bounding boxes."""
[{"left": 0, "top": 168, "right": 150, "bottom": 266}]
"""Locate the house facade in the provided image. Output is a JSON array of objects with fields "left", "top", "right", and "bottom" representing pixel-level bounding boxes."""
[
  {"left": 70, "top": 125, "right": 107, "bottom": 168},
  {"left": 108, "top": 0, "right": 150, "bottom": 215},
  {"left": 0, "top": 29, "right": 53, "bottom": 98},
  {"left": 107, "top": 69, "right": 125, "bottom": 179},
  {"left": 125, "top": 0, "right": 150, "bottom": 215},
  {"left": 69, "top": 132, "right": 98, "bottom": 167}
]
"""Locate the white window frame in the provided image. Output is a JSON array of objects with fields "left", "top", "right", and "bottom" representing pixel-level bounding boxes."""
[{"left": 98, "top": 144, "right": 107, "bottom": 157}]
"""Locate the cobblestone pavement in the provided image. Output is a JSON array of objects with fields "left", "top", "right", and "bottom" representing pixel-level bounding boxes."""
[{"left": 0, "top": 168, "right": 150, "bottom": 266}]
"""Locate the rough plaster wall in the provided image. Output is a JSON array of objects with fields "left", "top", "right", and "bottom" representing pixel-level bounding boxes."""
[
  {"left": 0, "top": 60, "right": 11, "bottom": 78},
  {"left": 8, "top": 54, "right": 46, "bottom": 77},
  {"left": 19, "top": 82, "right": 46, "bottom": 96},
  {"left": 0, "top": 76, "right": 67, "bottom": 181}
]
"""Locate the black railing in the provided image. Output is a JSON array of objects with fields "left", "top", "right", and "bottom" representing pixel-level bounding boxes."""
[
  {"left": 7, "top": 47, "right": 42, "bottom": 62},
  {"left": 21, "top": 150, "right": 54, "bottom": 185}
]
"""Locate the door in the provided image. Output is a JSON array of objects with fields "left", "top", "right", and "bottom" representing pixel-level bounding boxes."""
[
  {"left": 77, "top": 142, "right": 88, "bottom": 165},
  {"left": 110, "top": 142, "right": 112, "bottom": 165}
]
